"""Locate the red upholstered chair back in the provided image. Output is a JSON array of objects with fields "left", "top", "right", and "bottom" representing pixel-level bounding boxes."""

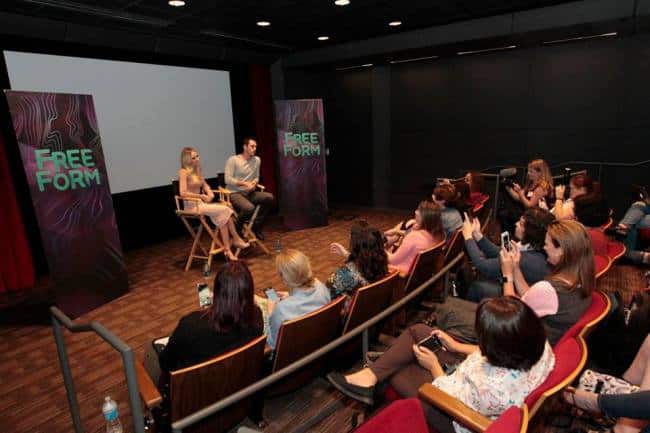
[
  {"left": 557, "top": 290, "right": 610, "bottom": 345},
  {"left": 524, "top": 337, "right": 587, "bottom": 418},
  {"left": 485, "top": 405, "right": 528, "bottom": 433},
  {"left": 354, "top": 398, "right": 430, "bottom": 433},
  {"left": 594, "top": 255, "right": 612, "bottom": 279}
]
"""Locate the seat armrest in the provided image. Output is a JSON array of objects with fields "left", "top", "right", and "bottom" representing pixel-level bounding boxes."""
[
  {"left": 135, "top": 360, "right": 163, "bottom": 409},
  {"left": 418, "top": 383, "right": 492, "bottom": 432}
]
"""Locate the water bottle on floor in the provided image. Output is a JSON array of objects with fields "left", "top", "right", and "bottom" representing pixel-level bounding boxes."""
[{"left": 102, "top": 396, "right": 123, "bottom": 433}]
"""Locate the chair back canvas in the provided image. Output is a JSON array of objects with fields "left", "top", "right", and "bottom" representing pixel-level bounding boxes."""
[
  {"left": 271, "top": 296, "right": 346, "bottom": 394},
  {"left": 403, "top": 240, "right": 446, "bottom": 295},
  {"left": 169, "top": 335, "right": 266, "bottom": 433},
  {"left": 343, "top": 272, "right": 399, "bottom": 334}
]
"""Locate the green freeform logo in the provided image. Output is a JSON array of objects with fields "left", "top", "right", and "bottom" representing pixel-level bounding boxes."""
[
  {"left": 283, "top": 132, "right": 321, "bottom": 157},
  {"left": 34, "top": 148, "right": 101, "bottom": 192}
]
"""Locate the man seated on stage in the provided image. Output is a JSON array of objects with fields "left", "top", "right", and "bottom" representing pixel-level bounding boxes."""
[{"left": 225, "top": 137, "right": 275, "bottom": 240}]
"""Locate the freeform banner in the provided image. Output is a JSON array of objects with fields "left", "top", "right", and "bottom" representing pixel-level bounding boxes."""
[
  {"left": 4, "top": 91, "right": 128, "bottom": 317},
  {"left": 274, "top": 99, "right": 328, "bottom": 230}
]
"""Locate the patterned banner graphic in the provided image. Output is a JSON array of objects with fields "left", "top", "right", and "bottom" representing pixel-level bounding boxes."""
[
  {"left": 274, "top": 99, "right": 328, "bottom": 230},
  {"left": 4, "top": 91, "right": 128, "bottom": 317}
]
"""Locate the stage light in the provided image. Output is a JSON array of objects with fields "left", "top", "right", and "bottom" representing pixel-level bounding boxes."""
[
  {"left": 389, "top": 21, "right": 402, "bottom": 27},
  {"left": 168, "top": 0, "right": 185, "bottom": 6},
  {"left": 457, "top": 45, "right": 517, "bottom": 56},
  {"left": 256, "top": 21, "right": 271, "bottom": 27},
  {"left": 318, "top": 36, "right": 330, "bottom": 41},
  {"left": 334, "top": 0, "right": 350, "bottom": 5},
  {"left": 543, "top": 32, "right": 617, "bottom": 45}
]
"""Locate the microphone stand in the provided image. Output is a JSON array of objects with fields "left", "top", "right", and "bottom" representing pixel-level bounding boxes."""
[{"left": 478, "top": 172, "right": 502, "bottom": 219}]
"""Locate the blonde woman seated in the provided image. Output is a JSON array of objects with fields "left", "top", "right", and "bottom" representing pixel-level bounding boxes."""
[
  {"left": 179, "top": 147, "right": 249, "bottom": 261},
  {"left": 506, "top": 158, "right": 554, "bottom": 209},
  {"left": 265, "top": 249, "right": 331, "bottom": 349}
]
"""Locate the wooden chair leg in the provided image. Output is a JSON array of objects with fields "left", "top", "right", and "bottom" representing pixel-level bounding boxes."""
[
  {"left": 186, "top": 224, "right": 204, "bottom": 272},
  {"left": 237, "top": 205, "right": 271, "bottom": 255}
]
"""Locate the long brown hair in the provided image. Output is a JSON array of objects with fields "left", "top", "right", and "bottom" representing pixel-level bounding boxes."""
[
  {"left": 418, "top": 201, "right": 445, "bottom": 243},
  {"left": 546, "top": 220, "right": 594, "bottom": 298},
  {"left": 205, "top": 262, "right": 258, "bottom": 332}
]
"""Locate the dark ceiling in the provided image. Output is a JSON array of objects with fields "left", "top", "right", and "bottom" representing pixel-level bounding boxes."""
[{"left": 1, "top": 0, "right": 581, "bottom": 54}]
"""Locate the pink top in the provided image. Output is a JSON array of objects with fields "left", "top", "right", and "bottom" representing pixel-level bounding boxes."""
[
  {"left": 387, "top": 230, "right": 436, "bottom": 275},
  {"left": 521, "top": 280, "right": 559, "bottom": 317}
]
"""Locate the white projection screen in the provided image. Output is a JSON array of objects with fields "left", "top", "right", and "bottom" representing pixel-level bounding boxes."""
[{"left": 4, "top": 51, "right": 236, "bottom": 194}]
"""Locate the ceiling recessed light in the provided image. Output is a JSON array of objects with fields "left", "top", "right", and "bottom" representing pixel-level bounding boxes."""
[
  {"left": 389, "top": 21, "right": 402, "bottom": 27},
  {"left": 318, "top": 36, "right": 329, "bottom": 41},
  {"left": 256, "top": 21, "right": 271, "bottom": 27},
  {"left": 168, "top": 0, "right": 185, "bottom": 6},
  {"left": 334, "top": 0, "right": 350, "bottom": 5}
]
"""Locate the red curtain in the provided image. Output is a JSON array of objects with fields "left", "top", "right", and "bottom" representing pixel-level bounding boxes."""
[
  {"left": 0, "top": 131, "right": 35, "bottom": 292},
  {"left": 249, "top": 64, "right": 277, "bottom": 197}
]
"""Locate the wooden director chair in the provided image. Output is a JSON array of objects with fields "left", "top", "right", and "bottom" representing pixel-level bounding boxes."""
[
  {"left": 216, "top": 172, "right": 270, "bottom": 256},
  {"left": 173, "top": 180, "right": 234, "bottom": 271}
]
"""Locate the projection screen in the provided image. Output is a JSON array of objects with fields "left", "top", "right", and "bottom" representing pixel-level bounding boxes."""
[{"left": 4, "top": 51, "right": 236, "bottom": 194}]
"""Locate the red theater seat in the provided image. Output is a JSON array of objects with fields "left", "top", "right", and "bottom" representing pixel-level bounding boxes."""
[{"left": 354, "top": 398, "right": 429, "bottom": 433}]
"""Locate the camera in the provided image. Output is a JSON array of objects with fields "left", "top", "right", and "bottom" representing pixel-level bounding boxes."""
[{"left": 501, "top": 177, "right": 516, "bottom": 188}]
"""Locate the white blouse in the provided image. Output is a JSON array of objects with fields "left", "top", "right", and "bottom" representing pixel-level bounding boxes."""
[{"left": 432, "top": 342, "right": 555, "bottom": 433}]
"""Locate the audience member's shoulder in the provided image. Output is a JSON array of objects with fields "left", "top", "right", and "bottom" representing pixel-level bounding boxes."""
[{"left": 178, "top": 310, "right": 205, "bottom": 326}]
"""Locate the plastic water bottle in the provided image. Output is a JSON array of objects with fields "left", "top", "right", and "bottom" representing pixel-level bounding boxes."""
[
  {"left": 102, "top": 396, "right": 123, "bottom": 433},
  {"left": 202, "top": 261, "right": 211, "bottom": 278},
  {"left": 275, "top": 238, "right": 282, "bottom": 254}
]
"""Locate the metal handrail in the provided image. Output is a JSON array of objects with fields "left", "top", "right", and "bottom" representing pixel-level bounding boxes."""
[
  {"left": 171, "top": 252, "right": 465, "bottom": 432},
  {"left": 51, "top": 307, "right": 145, "bottom": 433}
]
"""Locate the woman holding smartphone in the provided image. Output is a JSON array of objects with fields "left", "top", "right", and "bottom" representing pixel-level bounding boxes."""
[
  {"left": 327, "top": 297, "right": 555, "bottom": 432},
  {"left": 145, "top": 262, "right": 263, "bottom": 386}
]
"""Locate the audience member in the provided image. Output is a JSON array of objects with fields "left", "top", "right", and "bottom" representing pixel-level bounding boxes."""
[
  {"left": 565, "top": 334, "right": 650, "bottom": 433},
  {"left": 432, "top": 183, "right": 464, "bottom": 235},
  {"left": 148, "top": 262, "right": 263, "bottom": 384},
  {"left": 179, "top": 147, "right": 249, "bottom": 260},
  {"left": 549, "top": 173, "right": 599, "bottom": 220},
  {"left": 462, "top": 208, "right": 554, "bottom": 302},
  {"left": 500, "top": 219, "right": 594, "bottom": 345},
  {"left": 328, "top": 222, "right": 389, "bottom": 303},
  {"left": 387, "top": 201, "right": 445, "bottom": 275},
  {"left": 465, "top": 171, "right": 488, "bottom": 208},
  {"left": 327, "top": 297, "right": 554, "bottom": 433},
  {"left": 505, "top": 159, "right": 554, "bottom": 209},
  {"left": 266, "top": 249, "right": 331, "bottom": 349},
  {"left": 614, "top": 192, "right": 650, "bottom": 265}
]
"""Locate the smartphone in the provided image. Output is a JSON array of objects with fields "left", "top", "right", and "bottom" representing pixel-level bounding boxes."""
[
  {"left": 418, "top": 335, "right": 442, "bottom": 353},
  {"left": 500, "top": 231, "right": 511, "bottom": 252},
  {"left": 265, "top": 287, "right": 280, "bottom": 302},
  {"left": 443, "top": 362, "right": 459, "bottom": 375},
  {"left": 197, "top": 283, "right": 212, "bottom": 307}
]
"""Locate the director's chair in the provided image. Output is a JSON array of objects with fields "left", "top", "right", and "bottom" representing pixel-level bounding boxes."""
[
  {"left": 216, "top": 173, "right": 270, "bottom": 256},
  {"left": 173, "top": 180, "right": 231, "bottom": 271}
]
